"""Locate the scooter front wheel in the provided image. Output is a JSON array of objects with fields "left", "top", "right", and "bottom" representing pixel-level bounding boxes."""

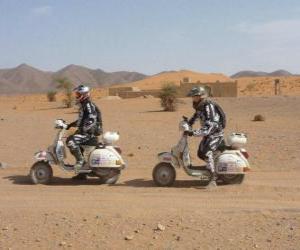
[
  {"left": 30, "top": 161, "right": 53, "bottom": 184},
  {"left": 152, "top": 163, "right": 176, "bottom": 187}
]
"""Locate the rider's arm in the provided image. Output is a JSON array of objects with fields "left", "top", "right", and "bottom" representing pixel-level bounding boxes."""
[
  {"left": 67, "top": 120, "right": 78, "bottom": 129},
  {"left": 188, "top": 112, "right": 198, "bottom": 126},
  {"left": 76, "top": 107, "right": 84, "bottom": 128},
  {"left": 95, "top": 105, "right": 103, "bottom": 128},
  {"left": 193, "top": 103, "right": 218, "bottom": 137}
]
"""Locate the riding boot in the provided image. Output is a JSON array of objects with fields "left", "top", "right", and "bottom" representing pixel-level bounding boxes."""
[
  {"left": 70, "top": 147, "right": 84, "bottom": 173},
  {"left": 205, "top": 151, "right": 217, "bottom": 188},
  {"left": 207, "top": 172, "right": 217, "bottom": 188}
]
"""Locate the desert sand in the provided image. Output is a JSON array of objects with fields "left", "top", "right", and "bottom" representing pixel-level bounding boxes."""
[
  {"left": 0, "top": 95, "right": 299, "bottom": 249},
  {"left": 237, "top": 76, "right": 300, "bottom": 96}
]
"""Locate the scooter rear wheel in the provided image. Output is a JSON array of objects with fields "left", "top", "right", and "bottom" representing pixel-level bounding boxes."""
[
  {"left": 30, "top": 161, "right": 53, "bottom": 185},
  {"left": 152, "top": 163, "right": 176, "bottom": 187},
  {"left": 218, "top": 174, "right": 245, "bottom": 185},
  {"left": 92, "top": 168, "right": 121, "bottom": 184}
]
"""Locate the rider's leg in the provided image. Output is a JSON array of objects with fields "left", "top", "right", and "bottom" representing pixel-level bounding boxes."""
[
  {"left": 198, "top": 135, "right": 223, "bottom": 187},
  {"left": 66, "top": 134, "right": 90, "bottom": 173},
  {"left": 197, "top": 137, "right": 209, "bottom": 161}
]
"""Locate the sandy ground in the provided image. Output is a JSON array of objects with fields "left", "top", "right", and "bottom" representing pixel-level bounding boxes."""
[
  {"left": 0, "top": 96, "right": 299, "bottom": 250},
  {"left": 237, "top": 76, "right": 300, "bottom": 96}
]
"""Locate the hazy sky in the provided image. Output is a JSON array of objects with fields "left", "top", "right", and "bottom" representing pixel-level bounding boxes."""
[{"left": 0, "top": 0, "right": 300, "bottom": 75}]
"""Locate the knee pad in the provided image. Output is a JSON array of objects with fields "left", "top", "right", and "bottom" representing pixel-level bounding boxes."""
[
  {"left": 205, "top": 151, "right": 213, "bottom": 158},
  {"left": 67, "top": 140, "right": 77, "bottom": 150}
]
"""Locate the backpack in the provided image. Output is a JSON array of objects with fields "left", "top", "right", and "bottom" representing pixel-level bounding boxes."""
[{"left": 207, "top": 100, "right": 226, "bottom": 129}]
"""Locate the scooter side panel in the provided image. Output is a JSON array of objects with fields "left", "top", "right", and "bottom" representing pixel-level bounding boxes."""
[
  {"left": 216, "top": 150, "right": 249, "bottom": 174},
  {"left": 89, "top": 148, "right": 125, "bottom": 168}
]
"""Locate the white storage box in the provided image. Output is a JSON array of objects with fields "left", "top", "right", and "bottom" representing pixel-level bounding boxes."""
[{"left": 227, "top": 133, "right": 247, "bottom": 148}]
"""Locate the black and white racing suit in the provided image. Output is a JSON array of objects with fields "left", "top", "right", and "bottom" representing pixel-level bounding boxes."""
[
  {"left": 66, "top": 99, "right": 102, "bottom": 154},
  {"left": 188, "top": 100, "right": 224, "bottom": 173}
]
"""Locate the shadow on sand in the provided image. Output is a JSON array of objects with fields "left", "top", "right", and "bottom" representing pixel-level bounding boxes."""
[
  {"left": 3, "top": 175, "right": 103, "bottom": 186},
  {"left": 4, "top": 175, "right": 211, "bottom": 188},
  {"left": 114, "top": 178, "right": 209, "bottom": 189},
  {"left": 140, "top": 110, "right": 166, "bottom": 113}
]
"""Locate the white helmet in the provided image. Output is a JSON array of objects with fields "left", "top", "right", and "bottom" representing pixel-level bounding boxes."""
[{"left": 73, "top": 85, "right": 90, "bottom": 102}]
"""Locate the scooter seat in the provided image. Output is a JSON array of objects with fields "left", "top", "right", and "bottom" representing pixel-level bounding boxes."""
[
  {"left": 188, "top": 165, "right": 208, "bottom": 171},
  {"left": 96, "top": 143, "right": 106, "bottom": 149}
]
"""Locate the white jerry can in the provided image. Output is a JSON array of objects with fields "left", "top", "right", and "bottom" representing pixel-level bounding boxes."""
[
  {"left": 216, "top": 152, "right": 247, "bottom": 174},
  {"left": 89, "top": 148, "right": 123, "bottom": 168}
]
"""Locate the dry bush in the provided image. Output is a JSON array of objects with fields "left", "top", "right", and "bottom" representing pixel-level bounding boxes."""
[
  {"left": 253, "top": 114, "right": 265, "bottom": 122},
  {"left": 46, "top": 91, "right": 57, "bottom": 102},
  {"left": 56, "top": 78, "right": 74, "bottom": 108},
  {"left": 159, "top": 83, "right": 178, "bottom": 112}
]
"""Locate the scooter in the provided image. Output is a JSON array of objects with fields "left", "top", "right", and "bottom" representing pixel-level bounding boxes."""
[
  {"left": 30, "top": 119, "right": 126, "bottom": 184},
  {"left": 152, "top": 117, "right": 250, "bottom": 186}
]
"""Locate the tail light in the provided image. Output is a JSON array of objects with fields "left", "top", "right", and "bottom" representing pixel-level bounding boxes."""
[
  {"left": 114, "top": 146, "right": 122, "bottom": 154},
  {"left": 244, "top": 167, "right": 251, "bottom": 172},
  {"left": 240, "top": 149, "right": 249, "bottom": 159}
]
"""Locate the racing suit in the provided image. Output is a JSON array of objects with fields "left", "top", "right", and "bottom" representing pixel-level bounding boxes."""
[
  {"left": 66, "top": 98, "right": 103, "bottom": 168},
  {"left": 188, "top": 100, "right": 224, "bottom": 174}
]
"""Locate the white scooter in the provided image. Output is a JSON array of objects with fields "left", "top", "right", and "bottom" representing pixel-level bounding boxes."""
[
  {"left": 152, "top": 117, "right": 250, "bottom": 186},
  {"left": 30, "top": 119, "right": 126, "bottom": 184}
]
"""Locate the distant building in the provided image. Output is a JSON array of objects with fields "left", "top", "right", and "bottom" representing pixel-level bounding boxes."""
[
  {"left": 177, "top": 79, "right": 238, "bottom": 97},
  {"left": 108, "top": 78, "right": 238, "bottom": 98}
]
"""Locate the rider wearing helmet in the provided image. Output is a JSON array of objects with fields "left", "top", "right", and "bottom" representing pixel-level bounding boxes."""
[
  {"left": 66, "top": 85, "right": 103, "bottom": 176},
  {"left": 185, "top": 86, "right": 225, "bottom": 188}
]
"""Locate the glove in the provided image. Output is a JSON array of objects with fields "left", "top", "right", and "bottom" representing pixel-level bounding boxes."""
[
  {"left": 184, "top": 130, "right": 194, "bottom": 136},
  {"left": 66, "top": 124, "right": 75, "bottom": 130}
]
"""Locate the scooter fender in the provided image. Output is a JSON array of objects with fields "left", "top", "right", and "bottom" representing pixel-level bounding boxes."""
[
  {"left": 34, "top": 150, "right": 56, "bottom": 164},
  {"left": 157, "top": 152, "right": 179, "bottom": 167}
]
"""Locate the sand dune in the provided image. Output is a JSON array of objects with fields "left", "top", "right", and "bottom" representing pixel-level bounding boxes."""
[{"left": 113, "top": 70, "right": 232, "bottom": 90}]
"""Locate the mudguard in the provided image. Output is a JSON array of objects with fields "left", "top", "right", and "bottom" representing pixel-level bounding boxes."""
[
  {"left": 34, "top": 150, "right": 56, "bottom": 164},
  {"left": 157, "top": 152, "right": 172, "bottom": 162},
  {"left": 157, "top": 152, "right": 179, "bottom": 167}
]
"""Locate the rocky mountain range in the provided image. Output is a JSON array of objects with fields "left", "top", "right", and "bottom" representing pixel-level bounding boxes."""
[
  {"left": 0, "top": 64, "right": 147, "bottom": 94},
  {"left": 231, "top": 70, "right": 297, "bottom": 78}
]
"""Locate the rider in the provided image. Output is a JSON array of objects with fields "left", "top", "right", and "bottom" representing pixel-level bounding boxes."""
[
  {"left": 185, "top": 86, "right": 225, "bottom": 188},
  {"left": 66, "top": 84, "right": 103, "bottom": 175}
]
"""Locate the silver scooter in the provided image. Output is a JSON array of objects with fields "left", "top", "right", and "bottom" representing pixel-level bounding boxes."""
[
  {"left": 152, "top": 117, "right": 250, "bottom": 186},
  {"left": 30, "top": 119, "right": 126, "bottom": 184}
]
